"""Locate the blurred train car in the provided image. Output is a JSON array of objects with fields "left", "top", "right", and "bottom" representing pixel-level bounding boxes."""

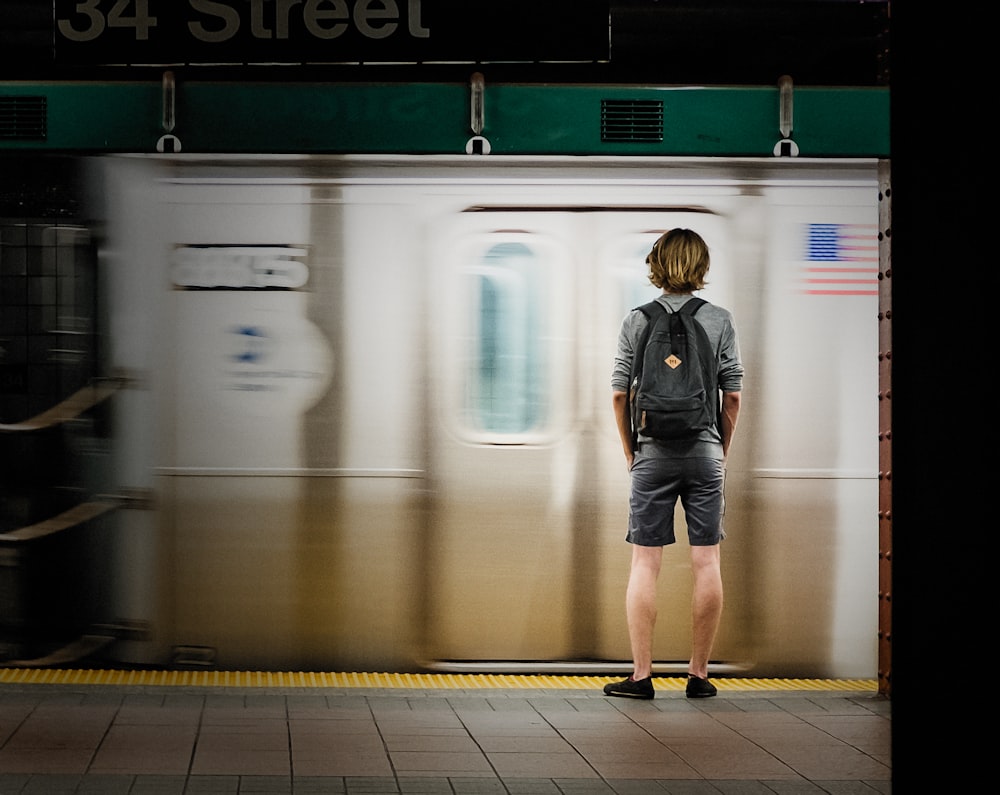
[
  {"left": 1, "top": 0, "right": 891, "bottom": 676},
  {"left": 54, "top": 153, "right": 880, "bottom": 678}
]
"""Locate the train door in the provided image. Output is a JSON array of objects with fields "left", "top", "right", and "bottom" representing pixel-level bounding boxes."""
[
  {"left": 155, "top": 178, "right": 330, "bottom": 669},
  {"left": 424, "top": 207, "right": 750, "bottom": 669},
  {"left": 424, "top": 211, "right": 578, "bottom": 663},
  {"left": 586, "top": 211, "right": 752, "bottom": 670}
]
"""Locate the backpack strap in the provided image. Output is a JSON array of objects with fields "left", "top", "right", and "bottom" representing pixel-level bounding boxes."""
[
  {"left": 636, "top": 299, "right": 666, "bottom": 316},
  {"left": 678, "top": 296, "right": 707, "bottom": 316},
  {"left": 677, "top": 296, "right": 720, "bottom": 432},
  {"left": 627, "top": 301, "right": 667, "bottom": 449},
  {"left": 632, "top": 300, "right": 667, "bottom": 359}
]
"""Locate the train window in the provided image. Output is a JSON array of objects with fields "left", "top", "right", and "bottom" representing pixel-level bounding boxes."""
[
  {"left": 441, "top": 228, "right": 572, "bottom": 445},
  {"left": 623, "top": 239, "right": 661, "bottom": 315},
  {"left": 467, "top": 242, "right": 545, "bottom": 435},
  {"left": 613, "top": 236, "right": 662, "bottom": 320}
]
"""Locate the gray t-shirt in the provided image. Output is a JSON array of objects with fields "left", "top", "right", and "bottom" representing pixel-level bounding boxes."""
[{"left": 612, "top": 293, "right": 744, "bottom": 458}]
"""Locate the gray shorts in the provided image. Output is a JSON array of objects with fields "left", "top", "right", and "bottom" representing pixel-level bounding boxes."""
[{"left": 627, "top": 455, "right": 726, "bottom": 547}]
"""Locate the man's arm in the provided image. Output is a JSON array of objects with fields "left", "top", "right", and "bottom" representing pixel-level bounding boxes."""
[
  {"left": 612, "top": 390, "right": 634, "bottom": 470},
  {"left": 720, "top": 391, "right": 742, "bottom": 461}
]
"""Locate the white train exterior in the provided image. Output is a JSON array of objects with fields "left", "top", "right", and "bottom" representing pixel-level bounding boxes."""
[{"left": 76, "top": 154, "right": 882, "bottom": 678}]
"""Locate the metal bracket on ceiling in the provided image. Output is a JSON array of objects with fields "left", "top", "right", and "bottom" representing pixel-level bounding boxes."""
[
  {"left": 773, "top": 74, "right": 799, "bottom": 157},
  {"left": 157, "top": 70, "right": 182, "bottom": 154},
  {"left": 466, "top": 71, "right": 491, "bottom": 155}
]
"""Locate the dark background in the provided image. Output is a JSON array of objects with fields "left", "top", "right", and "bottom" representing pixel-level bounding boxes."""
[{"left": 5, "top": 1, "right": 888, "bottom": 85}]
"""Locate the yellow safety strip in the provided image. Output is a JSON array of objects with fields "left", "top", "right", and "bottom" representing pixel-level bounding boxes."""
[{"left": 0, "top": 669, "right": 878, "bottom": 691}]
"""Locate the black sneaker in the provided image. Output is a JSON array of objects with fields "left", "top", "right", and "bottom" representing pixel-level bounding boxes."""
[
  {"left": 603, "top": 676, "right": 655, "bottom": 699},
  {"left": 685, "top": 674, "right": 717, "bottom": 698}
]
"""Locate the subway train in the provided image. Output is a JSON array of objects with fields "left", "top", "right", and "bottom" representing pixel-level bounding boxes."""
[{"left": 2, "top": 152, "right": 884, "bottom": 678}]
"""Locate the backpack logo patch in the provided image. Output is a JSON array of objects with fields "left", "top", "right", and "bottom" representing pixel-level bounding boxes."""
[{"left": 665, "top": 354, "right": 682, "bottom": 369}]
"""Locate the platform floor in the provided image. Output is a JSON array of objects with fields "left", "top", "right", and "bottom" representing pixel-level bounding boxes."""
[{"left": 0, "top": 672, "right": 890, "bottom": 794}]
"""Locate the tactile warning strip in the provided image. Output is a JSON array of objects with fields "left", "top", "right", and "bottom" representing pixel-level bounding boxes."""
[{"left": 0, "top": 669, "right": 878, "bottom": 691}]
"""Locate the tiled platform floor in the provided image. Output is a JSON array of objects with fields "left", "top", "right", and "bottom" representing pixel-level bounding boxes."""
[{"left": 0, "top": 680, "right": 890, "bottom": 794}]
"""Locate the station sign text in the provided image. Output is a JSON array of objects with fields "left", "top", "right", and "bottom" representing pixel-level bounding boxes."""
[{"left": 54, "top": 0, "right": 609, "bottom": 65}]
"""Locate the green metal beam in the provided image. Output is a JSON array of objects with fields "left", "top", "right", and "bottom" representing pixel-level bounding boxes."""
[{"left": 1, "top": 81, "right": 888, "bottom": 157}]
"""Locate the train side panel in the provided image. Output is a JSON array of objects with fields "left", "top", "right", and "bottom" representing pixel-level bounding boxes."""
[{"left": 90, "top": 156, "right": 879, "bottom": 677}]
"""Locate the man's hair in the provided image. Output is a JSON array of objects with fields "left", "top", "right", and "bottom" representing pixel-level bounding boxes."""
[{"left": 647, "top": 228, "right": 710, "bottom": 292}]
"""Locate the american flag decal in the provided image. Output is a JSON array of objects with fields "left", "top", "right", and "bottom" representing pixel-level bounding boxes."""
[{"left": 802, "top": 223, "right": 879, "bottom": 296}]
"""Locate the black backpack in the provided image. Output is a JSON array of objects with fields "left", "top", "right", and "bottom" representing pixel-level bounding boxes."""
[{"left": 628, "top": 297, "right": 719, "bottom": 445}]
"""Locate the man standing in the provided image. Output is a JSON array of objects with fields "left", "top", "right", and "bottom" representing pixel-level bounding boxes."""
[{"left": 605, "top": 228, "right": 743, "bottom": 700}]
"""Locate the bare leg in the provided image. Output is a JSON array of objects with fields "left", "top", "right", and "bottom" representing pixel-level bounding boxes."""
[
  {"left": 688, "top": 543, "right": 723, "bottom": 679},
  {"left": 626, "top": 544, "right": 664, "bottom": 680}
]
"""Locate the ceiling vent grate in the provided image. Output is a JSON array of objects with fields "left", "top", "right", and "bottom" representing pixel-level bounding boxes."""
[
  {"left": 0, "top": 96, "right": 48, "bottom": 141},
  {"left": 601, "top": 99, "right": 663, "bottom": 143}
]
